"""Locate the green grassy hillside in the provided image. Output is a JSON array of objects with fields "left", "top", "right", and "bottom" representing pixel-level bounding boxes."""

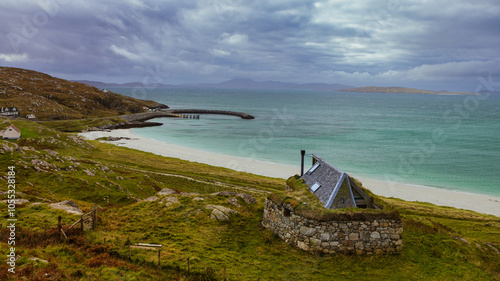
[{"left": 0, "top": 118, "right": 499, "bottom": 280}]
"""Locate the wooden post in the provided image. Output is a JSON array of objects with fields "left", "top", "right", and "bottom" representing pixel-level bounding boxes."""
[
  {"left": 58, "top": 216, "right": 62, "bottom": 240},
  {"left": 80, "top": 215, "right": 84, "bottom": 233},
  {"left": 223, "top": 267, "right": 226, "bottom": 280},
  {"left": 93, "top": 204, "right": 97, "bottom": 229},
  {"left": 187, "top": 258, "right": 190, "bottom": 274},
  {"left": 103, "top": 238, "right": 106, "bottom": 245}
]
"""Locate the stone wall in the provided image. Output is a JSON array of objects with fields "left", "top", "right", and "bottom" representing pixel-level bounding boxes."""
[{"left": 262, "top": 199, "right": 403, "bottom": 255}]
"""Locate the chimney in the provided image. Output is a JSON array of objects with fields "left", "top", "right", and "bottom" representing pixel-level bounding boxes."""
[{"left": 300, "top": 150, "right": 306, "bottom": 176}]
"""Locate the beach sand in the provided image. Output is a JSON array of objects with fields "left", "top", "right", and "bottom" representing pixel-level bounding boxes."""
[{"left": 79, "top": 129, "right": 500, "bottom": 217}]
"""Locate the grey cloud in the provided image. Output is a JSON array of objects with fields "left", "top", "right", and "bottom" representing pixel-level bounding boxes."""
[{"left": 0, "top": 0, "right": 498, "bottom": 90}]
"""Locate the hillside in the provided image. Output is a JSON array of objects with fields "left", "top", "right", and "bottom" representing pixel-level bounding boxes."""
[
  {"left": 0, "top": 67, "right": 167, "bottom": 120},
  {"left": 339, "top": 86, "right": 475, "bottom": 95},
  {"left": 0, "top": 118, "right": 499, "bottom": 280}
]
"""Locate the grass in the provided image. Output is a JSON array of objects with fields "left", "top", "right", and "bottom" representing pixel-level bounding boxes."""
[
  {"left": 269, "top": 175, "right": 400, "bottom": 221},
  {"left": 40, "top": 117, "right": 126, "bottom": 132},
  {"left": 0, "top": 119, "right": 499, "bottom": 280}
]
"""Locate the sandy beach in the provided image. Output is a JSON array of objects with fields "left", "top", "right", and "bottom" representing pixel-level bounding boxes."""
[{"left": 79, "top": 129, "right": 500, "bottom": 217}]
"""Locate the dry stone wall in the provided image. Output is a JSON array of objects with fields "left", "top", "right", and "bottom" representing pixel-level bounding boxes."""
[{"left": 262, "top": 199, "right": 403, "bottom": 255}]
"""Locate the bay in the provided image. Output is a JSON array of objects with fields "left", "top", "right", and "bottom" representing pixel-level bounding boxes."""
[{"left": 112, "top": 88, "right": 500, "bottom": 197}]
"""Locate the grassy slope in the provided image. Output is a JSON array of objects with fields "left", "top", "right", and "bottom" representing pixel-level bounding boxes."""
[
  {"left": 0, "top": 119, "right": 499, "bottom": 280},
  {"left": 0, "top": 66, "right": 165, "bottom": 121}
]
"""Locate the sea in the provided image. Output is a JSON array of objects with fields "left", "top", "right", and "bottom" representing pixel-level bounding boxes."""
[{"left": 111, "top": 88, "right": 500, "bottom": 197}]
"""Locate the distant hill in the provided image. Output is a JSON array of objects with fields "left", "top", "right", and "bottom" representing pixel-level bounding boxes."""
[
  {"left": 0, "top": 67, "right": 167, "bottom": 120},
  {"left": 77, "top": 78, "right": 352, "bottom": 91},
  {"left": 194, "top": 79, "right": 352, "bottom": 91},
  {"left": 339, "top": 86, "right": 475, "bottom": 95}
]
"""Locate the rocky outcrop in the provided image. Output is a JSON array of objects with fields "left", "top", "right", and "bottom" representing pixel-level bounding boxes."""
[
  {"left": 49, "top": 200, "right": 83, "bottom": 215},
  {"left": 159, "top": 196, "right": 179, "bottom": 207},
  {"left": 262, "top": 199, "right": 403, "bottom": 255},
  {"left": 212, "top": 191, "right": 257, "bottom": 204},
  {"left": 205, "top": 205, "right": 239, "bottom": 222}
]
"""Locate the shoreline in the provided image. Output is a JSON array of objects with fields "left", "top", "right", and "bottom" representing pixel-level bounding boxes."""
[{"left": 79, "top": 129, "right": 500, "bottom": 217}]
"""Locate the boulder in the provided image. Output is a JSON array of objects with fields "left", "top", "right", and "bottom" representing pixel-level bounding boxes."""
[
  {"left": 48, "top": 200, "right": 83, "bottom": 215},
  {"left": 205, "top": 205, "right": 239, "bottom": 222},
  {"left": 142, "top": 196, "right": 159, "bottom": 202},
  {"left": 157, "top": 188, "right": 178, "bottom": 196},
  {"left": 159, "top": 196, "right": 179, "bottom": 207},
  {"left": 227, "top": 197, "right": 241, "bottom": 207},
  {"left": 212, "top": 191, "right": 257, "bottom": 204}
]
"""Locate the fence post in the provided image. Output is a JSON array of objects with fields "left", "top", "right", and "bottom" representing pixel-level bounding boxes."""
[
  {"left": 224, "top": 267, "right": 226, "bottom": 280},
  {"left": 158, "top": 250, "right": 161, "bottom": 268},
  {"left": 58, "top": 216, "right": 62, "bottom": 240},
  {"left": 93, "top": 204, "right": 97, "bottom": 229},
  {"left": 81, "top": 215, "right": 84, "bottom": 233}
]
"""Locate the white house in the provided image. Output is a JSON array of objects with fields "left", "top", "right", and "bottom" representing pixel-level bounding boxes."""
[
  {"left": 1, "top": 124, "right": 21, "bottom": 140},
  {"left": 0, "top": 107, "right": 19, "bottom": 116}
]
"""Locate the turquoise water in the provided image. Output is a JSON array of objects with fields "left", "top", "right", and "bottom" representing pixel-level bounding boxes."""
[{"left": 112, "top": 88, "right": 500, "bottom": 197}]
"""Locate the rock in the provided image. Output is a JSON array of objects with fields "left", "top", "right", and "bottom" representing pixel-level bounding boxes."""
[
  {"left": 299, "top": 226, "right": 316, "bottom": 236},
  {"left": 360, "top": 231, "right": 371, "bottom": 241},
  {"left": 193, "top": 197, "right": 204, "bottom": 201},
  {"left": 83, "top": 169, "right": 95, "bottom": 177},
  {"left": 157, "top": 188, "right": 178, "bottom": 196},
  {"left": 320, "top": 233, "right": 330, "bottom": 241},
  {"left": 452, "top": 236, "right": 471, "bottom": 245},
  {"left": 2, "top": 198, "right": 29, "bottom": 205},
  {"left": 370, "top": 232, "right": 381, "bottom": 240},
  {"left": 48, "top": 200, "right": 83, "bottom": 215},
  {"left": 159, "top": 196, "right": 179, "bottom": 207},
  {"left": 310, "top": 238, "right": 320, "bottom": 246},
  {"left": 142, "top": 196, "right": 159, "bottom": 202},
  {"left": 29, "top": 257, "right": 48, "bottom": 263},
  {"left": 227, "top": 197, "right": 241, "bottom": 207},
  {"left": 212, "top": 191, "right": 257, "bottom": 204},
  {"left": 116, "top": 176, "right": 124, "bottom": 180},
  {"left": 205, "top": 205, "right": 239, "bottom": 221},
  {"left": 297, "top": 241, "right": 310, "bottom": 251},
  {"left": 349, "top": 233, "right": 359, "bottom": 241},
  {"left": 180, "top": 192, "right": 200, "bottom": 196},
  {"left": 44, "top": 149, "right": 58, "bottom": 156}
]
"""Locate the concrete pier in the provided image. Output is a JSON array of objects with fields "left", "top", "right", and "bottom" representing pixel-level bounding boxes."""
[{"left": 120, "top": 109, "right": 255, "bottom": 122}]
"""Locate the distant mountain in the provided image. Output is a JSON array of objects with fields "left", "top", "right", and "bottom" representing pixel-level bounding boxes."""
[
  {"left": 74, "top": 80, "right": 172, "bottom": 89},
  {"left": 76, "top": 79, "right": 352, "bottom": 91},
  {"left": 197, "top": 79, "right": 352, "bottom": 91},
  {"left": 339, "top": 86, "right": 476, "bottom": 95}
]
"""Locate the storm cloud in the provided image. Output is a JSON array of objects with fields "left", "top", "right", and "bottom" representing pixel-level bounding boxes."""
[{"left": 1, "top": 0, "right": 499, "bottom": 91}]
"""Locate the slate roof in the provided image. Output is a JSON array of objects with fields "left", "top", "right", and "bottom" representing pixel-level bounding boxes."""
[{"left": 300, "top": 154, "right": 371, "bottom": 209}]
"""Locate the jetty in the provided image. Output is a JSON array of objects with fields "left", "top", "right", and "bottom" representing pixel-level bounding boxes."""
[{"left": 120, "top": 109, "right": 255, "bottom": 123}]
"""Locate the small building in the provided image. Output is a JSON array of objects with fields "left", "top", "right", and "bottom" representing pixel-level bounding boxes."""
[
  {"left": 300, "top": 153, "right": 373, "bottom": 209},
  {"left": 26, "top": 114, "right": 36, "bottom": 119},
  {"left": 0, "top": 107, "right": 19, "bottom": 117},
  {"left": 1, "top": 124, "right": 21, "bottom": 140}
]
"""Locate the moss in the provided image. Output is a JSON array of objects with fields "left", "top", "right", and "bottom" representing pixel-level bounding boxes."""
[{"left": 269, "top": 176, "right": 400, "bottom": 222}]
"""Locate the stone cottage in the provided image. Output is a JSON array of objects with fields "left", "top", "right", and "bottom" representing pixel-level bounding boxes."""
[{"left": 262, "top": 152, "right": 402, "bottom": 254}]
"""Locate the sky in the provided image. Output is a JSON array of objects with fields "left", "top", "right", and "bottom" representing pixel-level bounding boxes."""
[{"left": 1, "top": 0, "right": 499, "bottom": 91}]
